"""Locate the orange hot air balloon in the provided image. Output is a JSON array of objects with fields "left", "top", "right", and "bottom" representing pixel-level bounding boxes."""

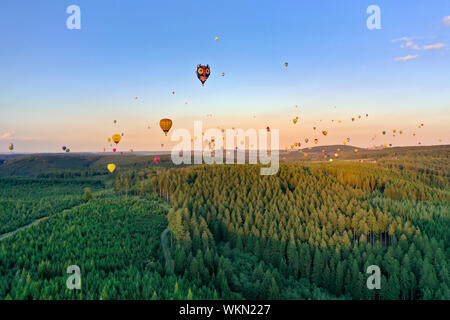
[
  {"left": 160, "top": 118, "right": 173, "bottom": 136},
  {"left": 322, "top": 130, "right": 328, "bottom": 136},
  {"left": 112, "top": 134, "right": 121, "bottom": 145}
]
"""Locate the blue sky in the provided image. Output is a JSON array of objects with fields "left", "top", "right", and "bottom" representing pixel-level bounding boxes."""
[{"left": 0, "top": 0, "right": 449, "bottom": 152}]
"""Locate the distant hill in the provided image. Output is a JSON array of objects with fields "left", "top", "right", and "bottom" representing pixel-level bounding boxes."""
[
  {"left": 0, "top": 145, "right": 448, "bottom": 177},
  {"left": 0, "top": 154, "right": 175, "bottom": 177}
]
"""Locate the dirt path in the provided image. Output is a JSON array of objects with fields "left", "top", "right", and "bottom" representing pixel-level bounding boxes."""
[
  {"left": 156, "top": 202, "right": 174, "bottom": 273},
  {"left": 161, "top": 227, "right": 174, "bottom": 273},
  {"left": 0, "top": 204, "right": 84, "bottom": 242},
  {"left": 0, "top": 216, "right": 49, "bottom": 241}
]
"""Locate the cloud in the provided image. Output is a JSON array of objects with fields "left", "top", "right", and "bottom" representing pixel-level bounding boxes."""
[
  {"left": 423, "top": 43, "right": 445, "bottom": 50},
  {"left": 401, "top": 41, "right": 420, "bottom": 50},
  {"left": 0, "top": 132, "right": 14, "bottom": 140},
  {"left": 391, "top": 37, "right": 413, "bottom": 43},
  {"left": 394, "top": 55, "right": 419, "bottom": 61},
  {"left": 392, "top": 37, "right": 420, "bottom": 50},
  {"left": 443, "top": 16, "right": 450, "bottom": 26}
]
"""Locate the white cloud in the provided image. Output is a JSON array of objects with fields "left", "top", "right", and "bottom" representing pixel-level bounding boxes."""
[
  {"left": 443, "top": 16, "right": 450, "bottom": 26},
  {"left": 423, "top": 43, "right": 445, "bottom": 50},
  {"left": 392, "top": 37, "right": 420, "bottom": 50},
  {"left": 0, "top": 132, "right": 14, "bottom": 140},
  {"left": 394, "top": 55, "right": 419, "bottom": 61},
  {"left": 391, "top": 37, "right": 413, "bottom": 43},
  {"left": 401, "top": 41, "right": 420, "bottom": 50}
]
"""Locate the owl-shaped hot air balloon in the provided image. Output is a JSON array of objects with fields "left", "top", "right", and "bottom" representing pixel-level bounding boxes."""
[
  {"left": 160, "top": 118, "right": 173, "bottom": 136},
  {"left": 196, "top": 64, "right": 210, "bottom": 86}
]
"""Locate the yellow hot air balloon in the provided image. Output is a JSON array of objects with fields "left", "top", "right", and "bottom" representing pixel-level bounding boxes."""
[
  {"left": 107, "top": 138, "right": 111, "bottom": 142},
  {"left": 160, "top": 118, "right": 173, "bottom": 136},
  {"left": 215, "top": 37, "right": 219, "bottom": 41},
  {"left": 284, "top": 62, "right": 288, "bottom": 67},
  {"left": 107, "top": 164, "right": 116, "bottom": 173},
  {"left": 354, "top": 149, "right": 358, "bottom": 153},
  {"left": 112, "top": 134, "right": 121, "bottom": 145},
  {"left": 293, "top": 118, "right": 298, "bottom": 124}
]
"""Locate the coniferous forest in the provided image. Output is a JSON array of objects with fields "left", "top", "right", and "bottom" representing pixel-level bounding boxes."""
[{"left": 0, "top": 146, "right": 449, "bottom": 300}]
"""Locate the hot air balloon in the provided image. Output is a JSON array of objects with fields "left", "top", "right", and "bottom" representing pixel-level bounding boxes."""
[
  {"left": 352, "top": 118, "right": 355, "bottom": 122},
  {"left": 160, "top": 118, "right": 173, "bottom": 136},
  {"left": 196, "top": 64, "right": 210, "bottom": 86},
  {"left": 107, "top": 138, "right": 111, "bottom": 142},
  {"left": 354, "top": 149, "right": 358, "bottom": 153},
  {"left": 65, "top": 148, "right": 70, "bottom": 153},
  {"left": 304, "top": 153, "right": 308, "bottom": 157},
  {"left": 112, "top": 134, "right": 121, "bottom": 145},
  {"left": 8, "top": 143, "right": 14, "bottom": 151},
  {"left": 293, "top": 118, "right": 298, "bottom": 124},
  {"left": 305, "top": 138, "right": 309, "bottom": 143},
  {"left": 215, "top": 37, "right": 219, "bottom": 41},
  {"left": 382, "top": 131, "right": 386, "bottom": 135},
  {"left": 313, "top": 127, "right": 316, "bottom": 130},
  {"left": 107, "top": 164, "right": 116, "bottom": 173},
  {"left": 284, "top": 62, "right": 288, "bottom": 67},
  {"left": 62, "top": 146, "right": 66, "bottom": 151},
  {"left": 266, "top": 126, "right": 270, "bottom": 132},
  {"left": 154, "top": 157, "right": 160, "bottom": 164},
  {"left": 322, "top": 130, "right": 328, "bottom": 136},
  {"left": 113, "top": 120, "right": 117, "bottom": 124},
  {"left": 221, "top": 72, "right": 225, "bottom": 76},
  {"left": 113, "top": 148, "right": 117, "bottom": 152},
  {"left": 314, "top": 139, "right": 318, "bottom": 144}
]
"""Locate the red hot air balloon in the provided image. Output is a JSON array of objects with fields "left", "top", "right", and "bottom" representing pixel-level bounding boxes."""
[{"left": 154, "top": 157, "right": 160, "bottom": 164}]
